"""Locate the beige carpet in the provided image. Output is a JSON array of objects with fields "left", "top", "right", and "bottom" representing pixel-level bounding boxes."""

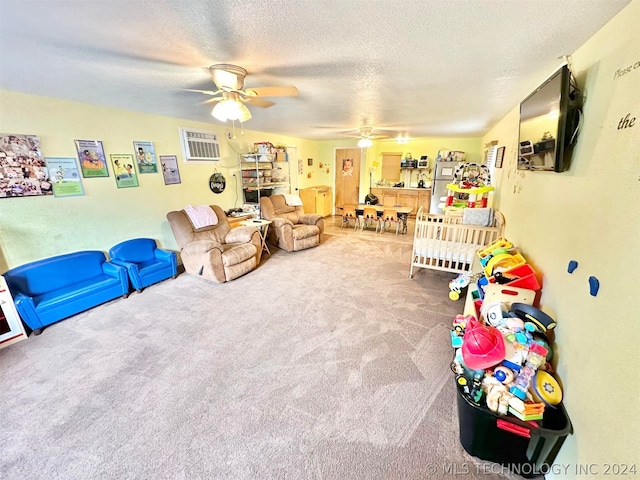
[{"left": 0, "top": 226, "right": 525, "bottom": 479}]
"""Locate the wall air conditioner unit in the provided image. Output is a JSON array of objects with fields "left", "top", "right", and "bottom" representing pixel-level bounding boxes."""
[{"left": 178, "top": 127, "right": 221, "bottom": 162}]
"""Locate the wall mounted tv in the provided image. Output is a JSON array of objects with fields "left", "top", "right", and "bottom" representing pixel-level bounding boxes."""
[{"left": 517, "top": 64, "right": 583, "bottom": 172}]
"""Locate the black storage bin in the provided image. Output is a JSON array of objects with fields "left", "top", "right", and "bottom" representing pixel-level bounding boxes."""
[
  {"left": 244, "top": 188, "right": 273, "bottom": 203},
  {"left": 457, "top": 387, "right": 572, "bottom": 478}
]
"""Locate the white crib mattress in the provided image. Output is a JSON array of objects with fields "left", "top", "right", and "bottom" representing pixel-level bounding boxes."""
[{"left": 413, "top": 238, "right": 481, "bottom": 264}]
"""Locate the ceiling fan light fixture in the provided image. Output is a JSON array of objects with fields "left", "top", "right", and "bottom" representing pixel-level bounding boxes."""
[
  {"left": 358, "top": 138, "right": 373, "bottom": 148},
  {"left": 238, "top": 103, "right": 252, "bottom": 122},
  {"left": 212, "top": 98, "right": 249, "bottom": 123}
]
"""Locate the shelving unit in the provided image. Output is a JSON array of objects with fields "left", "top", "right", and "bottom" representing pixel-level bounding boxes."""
[{"left": 240, "top": 153, "right": 290, "bottom": 205}]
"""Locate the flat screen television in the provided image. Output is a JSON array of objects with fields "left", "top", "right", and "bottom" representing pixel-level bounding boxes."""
[{"left": 517, "top": 64, "right": 583, "bottom": 172}]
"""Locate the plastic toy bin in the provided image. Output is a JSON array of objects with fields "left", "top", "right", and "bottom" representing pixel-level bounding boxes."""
[
  {"left": 456, "top": 387, "right": 572, "bottom": 478},
  {"left": 489, "top": 264, "right": 542, "bottom": 291}
]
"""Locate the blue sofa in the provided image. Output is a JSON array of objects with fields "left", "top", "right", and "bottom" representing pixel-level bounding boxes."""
[
  {"left": 108, "top": 238, "right": 178, "bottom": 292},
  {"left": 3, "top": 250, "right": 129, "bottom": 335}
]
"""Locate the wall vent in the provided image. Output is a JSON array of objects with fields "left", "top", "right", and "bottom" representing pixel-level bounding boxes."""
[{"left": 178, "top": 127, "right": 221, "bottom": 162}]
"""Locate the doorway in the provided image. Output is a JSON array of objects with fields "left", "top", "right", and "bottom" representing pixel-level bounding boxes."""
[{"left": 334, "top": 148, "right": 362, "bottom": 211}]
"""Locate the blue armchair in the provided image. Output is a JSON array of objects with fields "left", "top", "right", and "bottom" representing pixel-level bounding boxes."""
[{"left": 109, "top": 238, "right": 178, "bottom": 293}]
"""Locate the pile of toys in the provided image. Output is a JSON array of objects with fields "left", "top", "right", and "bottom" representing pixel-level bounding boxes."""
[{"left": 450, "top": 238, "right": 564, "bottom": 421}]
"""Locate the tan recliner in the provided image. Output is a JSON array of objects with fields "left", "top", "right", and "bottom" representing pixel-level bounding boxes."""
[
  {"left": 166, "top": 205, "right": 262, "bottom": 283},
  {"left": 259, "top": 194, "right": 324, "bottom": 252}
]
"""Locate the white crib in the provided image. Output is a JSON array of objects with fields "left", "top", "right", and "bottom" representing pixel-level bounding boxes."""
[{"left": 409, "top": 206, "right": 505, "bottom": 277}]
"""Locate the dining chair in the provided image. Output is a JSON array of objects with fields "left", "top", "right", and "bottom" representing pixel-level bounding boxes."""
[
  {"left": 380, "top": 209, "right": 400, "bottom": 235},
  {"left": 362, "top": 207, "right": 381, "bottom": 233},
  {"left": 340, "top": 206, "right": 360, "bottom": 229}
]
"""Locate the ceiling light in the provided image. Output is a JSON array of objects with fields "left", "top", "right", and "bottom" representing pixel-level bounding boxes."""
[
  {"left": 211, "top": 92, "right": 251, "bottom": 123},
  {"left": 358, "top": 138, "right": 373, "bottom": 148},
  {"left": 212, "top": 99, "right": 241, "bottom": 122},
  {"left": 397, "top": 134, "right": 409, "bottom": 144}
]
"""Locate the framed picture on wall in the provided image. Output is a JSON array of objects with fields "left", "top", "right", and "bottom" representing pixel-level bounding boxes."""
[
  {"left": 44, "top": 157, "right": 85, "bottom": 197},
  {"left": 159, "top": 155, "right": 181, "bottom": 185},
  {"left": 0, "top": 133, "right": 53, "bottom": 198},
  {"left": 110, "top": 154, "right": 139, "bottom": 188},
  {"left": 75, "top": 139, "right": 109, "bottom": 177},
  {"left": 495, "top": 146, "right": 506, "bottom": 168},
  {"left": 133, "top": 141, "right": 158, "bottom": 174}
]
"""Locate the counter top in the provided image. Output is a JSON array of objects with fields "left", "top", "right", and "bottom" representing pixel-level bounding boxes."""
[{"left": 372, "top": 186, "right": 431, "bottom": 191}]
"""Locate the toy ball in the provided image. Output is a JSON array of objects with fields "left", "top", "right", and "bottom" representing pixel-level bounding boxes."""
[
  {"left": 493, "top": 365, "right": 515, "bottom": 384},
  {"left": 461, "top": 319, "right": 506, "bottom": 370},
  {"left": 531, "top": 370, "right": 563, "bottom": 407}
]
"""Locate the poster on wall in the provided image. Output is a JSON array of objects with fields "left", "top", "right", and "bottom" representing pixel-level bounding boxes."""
[
  {"left": 110, "top": 154, "right": 139, "bottom": 188},
  {"left": 159, "top": 155, "right": 181, "bottom": 185},
  {"left": 0, "top": 133, "right": 53, "bottom": 199},
  {"left": 133, "top": 141, "right": 158, "bottom": 174},
  {"left": 44, "top": 157, "right": 85, "bottom": 197},
  {"left": 75, "top": 139, "right": 109, "bottom": 177}
]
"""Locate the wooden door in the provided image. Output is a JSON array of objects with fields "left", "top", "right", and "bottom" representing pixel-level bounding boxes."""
[{"left": 335, "top": 148, "right": 361, "bottom": 212}]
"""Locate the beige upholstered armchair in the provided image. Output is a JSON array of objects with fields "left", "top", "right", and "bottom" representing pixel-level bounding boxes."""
[
  {"left": 166, "top": 205, "right": 262, "bottom": 283},
  {"left": 259, "top": 194, "right": 324, "bottom": 252}
]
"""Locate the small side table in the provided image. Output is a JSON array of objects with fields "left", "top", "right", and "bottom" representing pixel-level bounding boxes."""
[
  {"left": 1, "top": 275, "right": 28, "bottom": 348},
  {"left": 241, "top": 218, "right": 273, "bottom": 256}
]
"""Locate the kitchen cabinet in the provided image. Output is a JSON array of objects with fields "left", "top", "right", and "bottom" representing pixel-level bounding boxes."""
[
  {"left": 240, "top": 153, "right": 290, "bottom": 204},
  {"left": 369, "top": 187, "right": 431, "bottom": 216},
  {"left": 300, "top": 185, "right": 333, "bottom": 216}
]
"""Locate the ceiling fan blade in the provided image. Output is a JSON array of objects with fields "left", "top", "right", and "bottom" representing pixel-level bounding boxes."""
[
  {"left": 245, "top": 97, "right": 275, "bottom": 108},
  {"left": 183, "top": 88, "right": 221, "bottom": 96},
  {"left": 244, "top": 86, "right": 298, "bottom": 97},
  {"left": 201, "top": 97, "right": 223, "bottom": 105}
]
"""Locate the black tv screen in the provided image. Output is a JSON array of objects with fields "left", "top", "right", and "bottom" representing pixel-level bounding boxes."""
[{"left": 517, "top": 65, "right": 582, "bottom": 172}]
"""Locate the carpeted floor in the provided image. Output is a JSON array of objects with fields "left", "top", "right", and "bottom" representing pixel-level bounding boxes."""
[{"left": 0, "top": 225, "right": 525, "bottom": 479}]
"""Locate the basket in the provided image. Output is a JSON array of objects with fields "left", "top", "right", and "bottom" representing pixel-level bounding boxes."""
[{"left": 457, "top": 386, "right": 572, "bottom": 478}]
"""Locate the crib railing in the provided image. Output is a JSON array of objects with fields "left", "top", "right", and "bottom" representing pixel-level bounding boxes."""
[{"left": 409, "top": 207, "right": 504, "bottom": 277}]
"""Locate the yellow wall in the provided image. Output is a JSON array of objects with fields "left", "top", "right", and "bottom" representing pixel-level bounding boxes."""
[
  {"left": 0, "top": 91, "right": 319, "bottom": 269},
  {"left": 484, "top": 1, "right": 640, "bottom": 476}
]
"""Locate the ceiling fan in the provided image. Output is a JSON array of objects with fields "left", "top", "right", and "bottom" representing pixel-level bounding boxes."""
[
  {"left": 339, "top": 126, "right": 395, "bottom": 147},
  {"left": 185, "top": 64, "right": 298, "bottom": 122}
]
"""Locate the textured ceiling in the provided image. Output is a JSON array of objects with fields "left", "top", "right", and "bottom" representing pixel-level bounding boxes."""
[{"left": 0, "top": 0, "right": 631, "bottom": 140}]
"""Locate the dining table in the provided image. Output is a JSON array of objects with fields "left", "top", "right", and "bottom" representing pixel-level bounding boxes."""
[{"left": 338, "top": 203, "right": 414, "bottom": 234}]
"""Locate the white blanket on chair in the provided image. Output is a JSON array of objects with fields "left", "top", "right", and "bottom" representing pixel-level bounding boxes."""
[
  {"left": 184, "top": 205, "right": 218, "bottom": 229},
  {"left": 282, "top": 194, "right": 303, "bottom": 206}
]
